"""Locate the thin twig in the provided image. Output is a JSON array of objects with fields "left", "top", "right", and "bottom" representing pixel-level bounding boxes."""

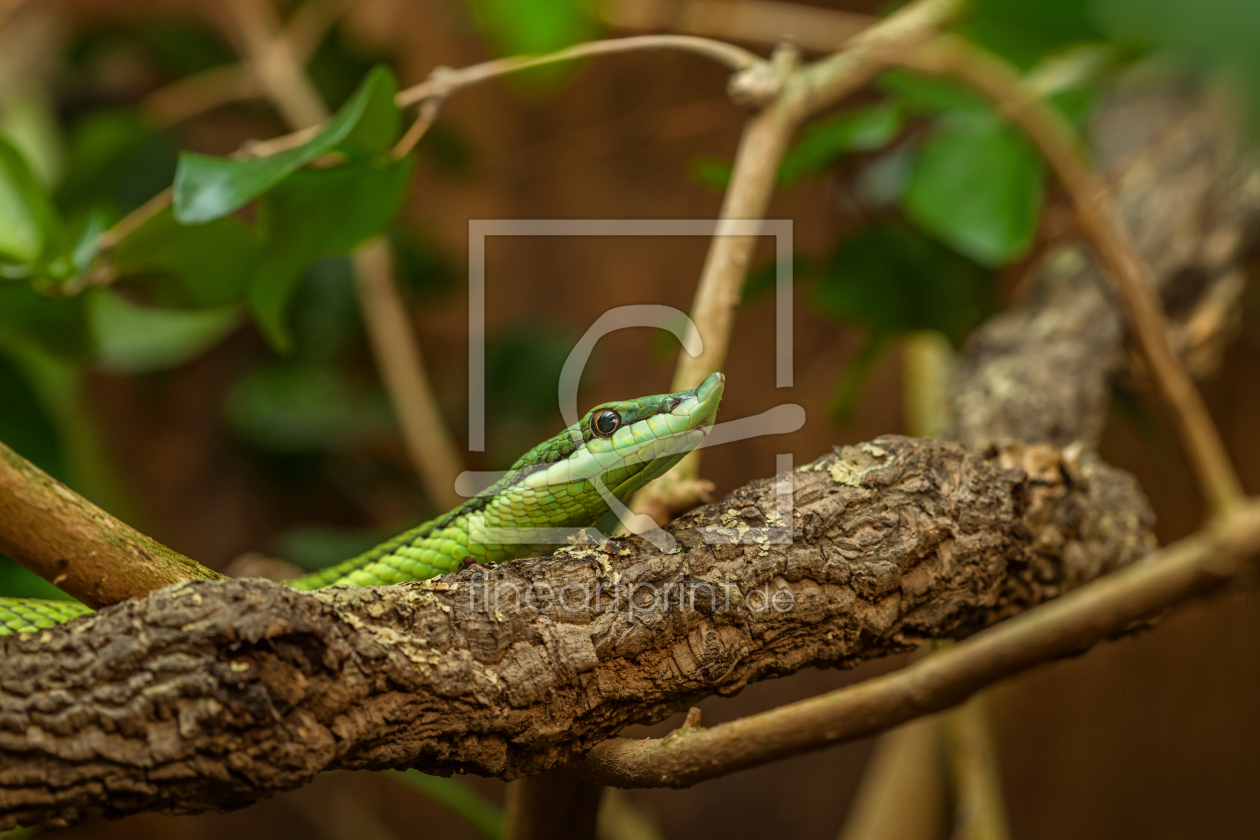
[
  {"left": 835, "top": 714, "right": 946, "bottom": 840},
  {"left": 96, "top": 186, "right": 172, "bottom": 252},
  {"left": 897, "top": 36, "right": 1244, "bottom": 516},
  {"left": 226, "top": 0, "right": 329, "bottom": 128},
  {"left": 395, "top": 35, "right": 763, "bottom": 108},
  {"left": 141, "top": 64, "right": 260, "bottom": 127},
  {"left": 392, "top": 95, "right": 443, "bottom": 158},
  {"left": 578, "top": 498, "right": 1260, "bottom": 787}
]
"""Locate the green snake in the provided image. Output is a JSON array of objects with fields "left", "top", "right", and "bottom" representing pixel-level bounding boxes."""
[{"left": 0, "top": 372, "right": 725, "bottom": 635}]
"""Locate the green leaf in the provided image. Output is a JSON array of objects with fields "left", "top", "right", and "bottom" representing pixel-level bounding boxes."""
[
  {"left": 811, "top": 223, "right": 994, "bottom": 342},
  {"left": 0, "top": 284, "right": 92, "bottom": 361},
  {"left": 742, "top": 254, "right": 814, "bottom": 304},
  {"left": 87, "top": 289, "right": 239, "bottom": 373},
  {"left": 690, "top": 104, "right": 904, "bottom": 194},
  {"left": 250, "top": 154, "right": 416, "bottom": 350},
  {"left": 0, "top": 136, "right": 60, "bottom": 265},
  {"left": 778, "top": 104, "right": 904, "bottom": 187},
  {"left": 0, "top": 348, "right": 64, "bottom": 478},
  {"left": 173, "top": 65, "right": 400, "bottom": 223},
  {"left": 876, "top": 69, "right": 991, "bottom": 116},
  {"left": 0, "top": 86, "right": 65, "bottom": 188},
  {"left": 112, "top": 207, "right": 260, "bottom": 307},
  {"left": 224, "top": 363, "right": 392, "bottom": 452},
  {"left": 962, "top": 0, "right": 1103, "bottom": 69},
  {"left": 903, "top": 113, "right": 1045, "bottom": 267},
  {"left": 56, "top": 110, "right": 178, "bottom": 216}
]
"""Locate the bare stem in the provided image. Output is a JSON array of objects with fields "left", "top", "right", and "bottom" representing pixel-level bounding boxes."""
[
  {"left": 578, "top": 499, "right": 1260, "bottom": 787},
  {"left": 897, "top": 36, "right": 1244, "bottom": 516}
]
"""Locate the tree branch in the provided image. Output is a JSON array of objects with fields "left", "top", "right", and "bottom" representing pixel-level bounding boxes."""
[
  {"left": 576, "top": 498, "right": 1260, "bottom": 787},
  {"left": 0, "top": 441, "right": 221, "bottom": 609},
  {"left": 0, "top": 435, "right": 1154, "bottom": 828}
]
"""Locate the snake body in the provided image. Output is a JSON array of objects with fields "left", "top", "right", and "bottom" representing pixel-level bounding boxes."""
[{"left": 0, "top": 373, "right": 725, "bottom": 635}]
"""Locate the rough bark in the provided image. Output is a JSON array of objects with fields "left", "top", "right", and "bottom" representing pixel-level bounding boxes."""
[{"left": 0, "top": 435, "right": 1153, "bottom": 829}]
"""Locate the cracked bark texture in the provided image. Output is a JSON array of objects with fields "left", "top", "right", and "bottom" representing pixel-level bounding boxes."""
[
  {"left": 951, "top": 75, "right": 1260, "bottom": 450},
  {"left": 0, "top": 435, "right": 1153, "bottom": 829}
]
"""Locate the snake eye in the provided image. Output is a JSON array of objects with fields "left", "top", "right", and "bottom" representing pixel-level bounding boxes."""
[{"left": 591, "top": 410, "right": 621, "bottom": 438}]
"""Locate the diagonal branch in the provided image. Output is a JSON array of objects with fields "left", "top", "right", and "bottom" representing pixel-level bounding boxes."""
[
  {"left": 0, "top": 435, "right": 1154, "bottom": 828},
  {"left": 0, "top": 441, "right": 221, "bottom": 609}
]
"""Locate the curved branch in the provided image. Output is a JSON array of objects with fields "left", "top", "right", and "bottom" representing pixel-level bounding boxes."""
[{"left": 0, "top": 435, "right": 1154, "bottom": 828}]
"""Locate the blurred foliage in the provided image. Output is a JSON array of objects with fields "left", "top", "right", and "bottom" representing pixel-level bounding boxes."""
[
  {"left": 485, "top": 325, "right": 578, "bottom": 468},
  {"left": 464, "top": 0, "right": 598, "bottom": 87},
  {"left": 1094, "top": 0, "right": 1260, "bottom": 119},
  {"left": 903, "top": 111, "right": 1044, "bottom": 267}
]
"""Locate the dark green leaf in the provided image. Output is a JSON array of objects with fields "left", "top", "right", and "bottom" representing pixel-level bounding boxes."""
[
  {"left": 778, "top": 104, "right": 904, "bottom": 187},
  {"left": 288, "top": 256, "right": 362, "bottom": 364},
  {"left": 811, "top": 223, "right": 994, "bottom": 343},
  {"left": 962, "top": 0, "right": 1103, "bottom": 68},
  {"left": 224, "top": 363, "right": 392, "bottom": 452},
  {"left": 0, "top": 284, "right": 92, "bottom": 361},
  {"left": 691, "top": 105, "right": 903, "bottom": 194},
  {"left": 173, "top": 65, "right": 400, "bottom": 223},
  {"left": 250, "top": 154, "right": 416, "bottom": 350},
  {"left": 56, "top": 110, "right": 178, "bottom": 216},
  {"left": 87, "top": 289, "right": 239, "bottom": 373},
  {"left": 0, "top": 136, "right": 60, "bottom": 265},
  {"left": 0, "top": 349, "right": 64, "bottom": 478},
  {"left": 742, "top": 254, "right": 814, "bottom": 304},
  {"left": 903, "top": 113, "right": 1045, "bottom": 267},
  {"left": 112, "top": 207, "right": 260, "bottom": 307},
  {"left": 486, "top": 326, "right": 575, "bottom": 424},
  {"left": 876, "top": 69, "right": 991, "bottom": 115}
]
